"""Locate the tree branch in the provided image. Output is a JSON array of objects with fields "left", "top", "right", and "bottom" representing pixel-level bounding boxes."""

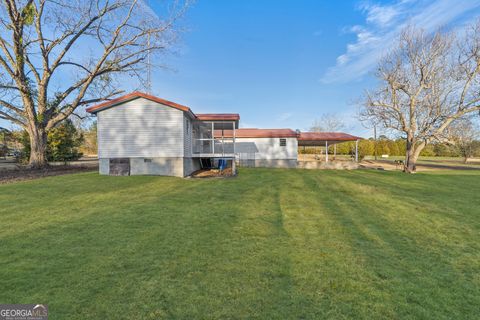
[{"left": 0, "top": 110, "right": 25, "bottom": 126}]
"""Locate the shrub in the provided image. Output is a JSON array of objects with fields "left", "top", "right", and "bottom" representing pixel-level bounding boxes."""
[{"left": 20, "top": 119, "right": 84, "bottom": 163}]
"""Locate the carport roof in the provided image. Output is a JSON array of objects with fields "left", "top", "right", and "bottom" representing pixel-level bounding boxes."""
[
  {"left": 196, "top": 113, "right": 240, "bottom": 121},
  {"left": 298, "top": 132, "right": 362, "bottom": 145}
]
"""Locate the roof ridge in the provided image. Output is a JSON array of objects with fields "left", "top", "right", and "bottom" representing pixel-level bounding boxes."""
[{"left": 86, "top": 91, "right": 192, "bottom": 114}]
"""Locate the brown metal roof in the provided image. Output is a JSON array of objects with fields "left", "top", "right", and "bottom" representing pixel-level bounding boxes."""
[
  {"left": 298, "top": 132, "right": 362, "bottom": 141},
  {"left": 196, "top": 113, "right": 240, "bottom": 121},
  {"left": 216, "top": 128, "right": 298, "bottom": 138},
  {"left": 86, "top": 92, "right": 239, "bottom": 122},
  {"left": 86, "top": 91, "right": 192, "bottom": 114}
]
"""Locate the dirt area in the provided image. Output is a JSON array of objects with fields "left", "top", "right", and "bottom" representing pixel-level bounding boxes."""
[
  {"left": 0, "top": 163, "right": 98, "bottom": 184},
  {"left": 298, "top": 160, "right": 359, "bottom": 170},
  {"left": 191, "top": 167, "right": 235, "bottom": 178},
  {"left": 360, "top": 159, "right": 480, "bottom": 171},
  {"left": 298, "top": 154, "right": 353, "bottom": 162}
]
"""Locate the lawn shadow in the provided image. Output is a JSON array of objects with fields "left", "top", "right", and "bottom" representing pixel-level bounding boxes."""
[
  {"left": 0, "top": 170, "right": 306, "bottom": 319},
  {"left": 1, "top": 169, "right": 479, "bottom": 319},
  {"left": 306, "top": 171, "right": 480, "bottom": 319}
]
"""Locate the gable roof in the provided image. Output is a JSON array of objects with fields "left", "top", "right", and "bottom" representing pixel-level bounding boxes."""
[
  {"left": 298, "top": 132, "right": 362, "bottom": 141},
  {"left": 86, "top": 92, "right": 240, "bottom": 123},
  {"left": 86, "top": 91, "right": 192, "bottom": 114}
]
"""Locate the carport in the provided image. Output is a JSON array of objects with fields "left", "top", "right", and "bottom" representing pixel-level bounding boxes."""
[{"left": 297, "top": 132, "right": 362, "bottom": 162}]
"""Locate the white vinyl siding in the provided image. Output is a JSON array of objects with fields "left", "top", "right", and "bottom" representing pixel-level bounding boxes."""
[
  {"left": 97, "top": 97, "right": 184, "bottom": 158},
  {"left": 235, "top": 137, "right": 298, "bottom": 160}
]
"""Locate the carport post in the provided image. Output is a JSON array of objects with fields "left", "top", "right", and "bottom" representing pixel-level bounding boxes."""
[
  {"left": 325, "top": 141, "right": 328, "bottom": 163},
  {"left": 233, "top": 121, "right": 236, "bottom": 154},
  {"left": 355, "top": 139, "right": 359, "bottom": 162},
  {"left": 212, "top": 122, "right": 215, "bottom": 155}
]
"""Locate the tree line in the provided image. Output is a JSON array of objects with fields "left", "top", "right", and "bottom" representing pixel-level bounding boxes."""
[
  {"left": 299, "top": 136, "right": 480, "bottom": 163},
  {"left": 0, "top": 121, "right": 97, "bottom": 162},
  {"left": 308, "top": 113, "right": 479, "bottom": 162}
]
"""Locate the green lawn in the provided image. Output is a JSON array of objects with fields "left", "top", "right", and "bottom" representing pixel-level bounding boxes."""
[{"left": 0, "top": 169, "right": 479, "bottom": 319}]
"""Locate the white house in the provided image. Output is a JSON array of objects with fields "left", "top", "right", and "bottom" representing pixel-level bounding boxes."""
[
  {"left": 87, "top": 91, "right": 361, "bottom": 176},
  {"left": 222, "top": 128, "right": 298, "bottom": 168}
]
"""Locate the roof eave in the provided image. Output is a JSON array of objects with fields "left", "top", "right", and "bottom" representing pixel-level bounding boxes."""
[{"left": 86, "top": 91, "right": 192, "bottom": 114}]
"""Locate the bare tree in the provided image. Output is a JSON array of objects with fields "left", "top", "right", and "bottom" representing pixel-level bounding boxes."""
[
  {"left": 360, "top": 23, "right": 480, "bottom": 173},
  {"left": 360, "top": 117, "right": 381, "bottom": 160},
  {"left": 310, "top": 113, "right": 345, "bottom": 132},
  {"left": 0, "top": 0, "right": 188, "bottom": 168},
  {"left": 448, "top": 118, "right": 479, "bottom": 163}
]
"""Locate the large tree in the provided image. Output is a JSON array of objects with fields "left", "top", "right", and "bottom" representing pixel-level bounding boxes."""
[
  {"left": 360, "top": 23, "right": 480, "bottom": 173},
  {"left": 0, "top": 0, "right": 187, "bottom": 167}
]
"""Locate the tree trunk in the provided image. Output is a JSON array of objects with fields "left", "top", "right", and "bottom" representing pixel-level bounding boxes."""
[
  {"left": 404, "top": 137, "right": 427, "bottom": 173},
  {"left": 404, "top": 143, "right": 417, "bottom": 173},
  {"left": 28, "top": 126, "right": 48, "bottom": 169}
]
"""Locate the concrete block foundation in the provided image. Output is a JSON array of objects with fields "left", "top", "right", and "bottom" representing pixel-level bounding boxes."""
[{"left": 98, "top": 157, "right": 201, "bottom": 177}]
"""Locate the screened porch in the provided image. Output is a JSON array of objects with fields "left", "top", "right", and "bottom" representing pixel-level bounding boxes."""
[{"left": 191, "top": 120, "right": 237, "bottom": 157}]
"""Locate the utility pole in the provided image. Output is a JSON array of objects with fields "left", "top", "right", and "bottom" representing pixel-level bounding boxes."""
[
  {"left": 146, "top": 31, "right": 152, "bottom": 94},
  {"left": 145, "top": 0, "right": 152, "bottom": 94}
]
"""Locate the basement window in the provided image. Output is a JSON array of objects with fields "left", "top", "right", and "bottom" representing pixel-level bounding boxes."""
[
  {"left": 279, "top": 138, "right": 287, "bottom": 147},
  {"left": 144, "top": 158, "right": 152, "bottom": 163}
]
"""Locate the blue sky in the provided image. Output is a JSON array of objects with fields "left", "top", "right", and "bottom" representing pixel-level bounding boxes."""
[
  {"left": 2, "top": 0, "right": 480, "bottom": 136},
  {"left": 147, "top": 0, "right": 480, "bottom": 137}
]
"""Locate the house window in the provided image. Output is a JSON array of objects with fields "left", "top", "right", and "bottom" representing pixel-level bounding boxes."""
[
  {"left": 279, "top": 138, "right": 287, "bottom": 147},
  {"left": 144, "top": 158, "right": 152, "bottom": 163}
]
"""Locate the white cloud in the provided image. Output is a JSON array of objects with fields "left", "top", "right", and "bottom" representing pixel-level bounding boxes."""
[
  {"left": 366, "top": 6, "right": 397, "bottom": 26},
  {"left": 336, "top": 54, "right": 349, "bottom": 65},
  {"left": 321, "top": 0, "right": 480, "bottom": 84},
  {"left": 138, "top": 0, "right": 161, "bottom": 20},
  {"left": 359, "top": 1, "right": 404, "bottom": 27}
]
